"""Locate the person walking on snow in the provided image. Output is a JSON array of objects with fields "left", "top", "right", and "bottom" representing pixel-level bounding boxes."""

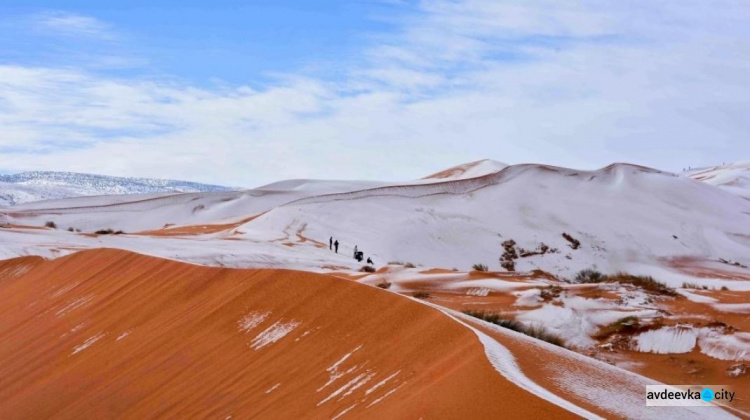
[
  {"left": 353, "top": 245, "right": 358, "bottom": 258},
  {"left": 334, "top": 240, "right": 339, "bottom": 253},
  {"left": 329, "top": 236, "right": 333, "bottom": 250}
]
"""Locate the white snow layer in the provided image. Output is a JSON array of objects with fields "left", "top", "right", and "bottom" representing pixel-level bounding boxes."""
[
  {"left": 250, "top": 320, "right": 300, "bottom": 350},
  {"left": 633, "top": 327, "right": 698, "bottom": 354}
]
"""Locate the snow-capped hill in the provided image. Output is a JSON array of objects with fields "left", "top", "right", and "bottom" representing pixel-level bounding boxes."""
[
  {"left": 0, "top": 171, "right": 235, "bottom": 207},
  {"left": 245, "top": 162, "right": 750, "bottom": 277},
  {"left": 684, "top": 161, "right": 750, "bottom": 199},
  {"left": 287, "top": 162, "right": 670, "bottom": 207},
  {"left": 421, "top": 159, "right": 508, "bottom": 181},
  {"left": 3, "top": 178, "right": 392, "bottom": 232},
  {"left": 255, "top": 179, "right": 388, "bottom": 193}
]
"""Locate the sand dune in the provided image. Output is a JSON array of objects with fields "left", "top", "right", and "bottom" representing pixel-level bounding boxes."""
[{"left": 0, "top": 249, "right": 575, "bottom": 419}]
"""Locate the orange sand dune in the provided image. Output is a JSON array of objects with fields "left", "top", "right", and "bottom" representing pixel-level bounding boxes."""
[
  {"left": 0, "top": 249, "right": 572, "bottom": 419},
  {"left": 136, "top": 214, "right": 263, "bottom": 236}
]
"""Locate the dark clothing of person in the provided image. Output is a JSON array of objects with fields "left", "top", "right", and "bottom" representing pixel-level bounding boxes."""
[
  {"left": 367, "top": 257, "right": 373, "bottom": 265},
  {"left": 334, "top": 240, "right": 339, "bottom": 253},
  {"left": 329, "top": 237, "right": 333, "bottom": 250}
]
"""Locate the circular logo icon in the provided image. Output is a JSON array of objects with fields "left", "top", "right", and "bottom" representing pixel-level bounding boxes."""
[{"left": 701, "top": 388, "right": 714, "bottom": 402}]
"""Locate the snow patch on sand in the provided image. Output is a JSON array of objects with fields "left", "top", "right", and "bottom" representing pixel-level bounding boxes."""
[
  {"left": 365, "top": 371, "right": 400, "bottom": 395},
  {"left": 238, "top": 310, "right": 270, "bottom": 333},
  {"left": 632, "top": 327, "right": 697, "bottom": 354},
  {"left": 466, "top": 287, "right": 490, "bottom": 297},
  {"left": 679, "top": 290, "right": 718, "bottom": 303},
  {"left": 633, "top": 326, "right": 750, "bottom": 361},
  {"left": 71, "top": 332, "right": 105, "bottom": 355},
  {"left": 318, "top": 373, "right": 370, "bottom": 406},
  {"left": 318, "top": 345, "right": 362, "bottom": 392},
  {"left": 365, "top": 383, "right": 406, "bottom": 408},
  {"left": 250, "top": 320, "right": 299, "bottom": 350},
  {"left": 698, "top": 332, "right": 750, "bottom": 361},
  {"left": 513, "top": 288, "right": 542, "bottom": 306},
  {"left": 712, "top": 303, "right": 750, "bottom": 314},
  {"left": 51, "top": 281, "right": 80, "bottom": 298},
  {"left": 517, "top": 295, "right": 658, "bottom": 349},
  {"left": 265, "top": 383, "right": 281, "bottom": 394},
  {"left": 331, "top": 404, "right": 358, "bottom": 420},
  {"left": 56, "top": 295, "right": 93, "bottom": 317}
]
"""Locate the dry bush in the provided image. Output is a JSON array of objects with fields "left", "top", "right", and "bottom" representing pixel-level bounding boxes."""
[
  {"left": 462, "top": 310, "right": 565, "bottom": 347},
  {"left": 574, "top": 268, "right": 605, "bottom": 283},
  {"left": 472, "top": 263, "right": 488, "bottom": 272},
  {"left": 608, "top": 273, "right": 677, "bottom": 296}
]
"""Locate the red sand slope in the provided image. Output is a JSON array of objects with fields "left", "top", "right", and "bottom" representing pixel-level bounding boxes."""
[{"left": 0, "top": 249, "right": 572, "bottom": 419}]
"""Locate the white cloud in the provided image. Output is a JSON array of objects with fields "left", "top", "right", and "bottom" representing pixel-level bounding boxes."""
[
  {"left": 32, "top": 11, "right": 112, "bottom": 39},
  {"left": 1, "top": 1, "right": 749, "bottom": 186}
]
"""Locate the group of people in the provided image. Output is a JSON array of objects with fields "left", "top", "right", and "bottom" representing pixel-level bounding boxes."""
[
  {"left": 353, "top": 245, "right": 374, "bottom": 265},
  {"left": 328, "top": 237, "right": 373, "bottom": 265},
  {"left": 329, "top": 237, "right": 339, "bottom": 253}
]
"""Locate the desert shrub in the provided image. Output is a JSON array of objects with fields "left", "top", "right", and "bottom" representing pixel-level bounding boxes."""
[
  {"left": 562, "top": 232, "right": 581, "bottom": 249},
  {"left": 574, "top": 269, "right": 676, "bottom": 296},
  {"left": 499, "top": 239, "right": 518, "bottom": 271},
  {"left": 360, "top": 265, "right": 376, "bottom": 273},
  {"left": 523, "top": 325, "right": 566, "bottom": 347},
  {"left": 114, "top": 230, "right": 124, "bottom": 235},
  {"left": 67, "top": 227, "right": 74, "bottom": 232},
  {"left": 376, "top": 280, "right": 391, "bottom": 289},
  {"left": 412, "top": 291, "right": 431, "bottom": 299},
  {"left": 472, "top": 263, "right": 488, "bottom": 272},
  {"left": 44, "top": 221, "right": 57, "bottom": 229},
  {"left": 574, "top": 268, "right": 605, "bottom": 283},
  {"left": 462, "top": 310, "right": 523, "bottom": 330},
  {"left": 608, "top": 273, "right": 677, "bottom": 296},
  {"left": 462, "top": 310, "right": 565, "bottom": 347},
  {"left": 721, "top": 286, "right": 729, "bottom": 291},
  {"left": 540, "top": 285, "right": 563, "bottom": 300},
  {"left": 388, "top": 261, "right": 416, "bottom": 268},
  {"left": 594, "top": 316, "right": 640, "bottom": 339},
  {"left": 95, "top": 228, "right": 114, "bottom": 235},
  {"left": 682, "top": 282, "right": 701, "bottom": 289}
]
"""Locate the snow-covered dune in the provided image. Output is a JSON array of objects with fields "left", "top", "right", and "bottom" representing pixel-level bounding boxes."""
[
  {"left": 1, "top": 179, "right": 395, "bottom": 232},
  {"left": 685, "top": 161, "right": 750, "bottom": 200},
  {"left": 3, "top": 160, "right": 750, "bottom": 281},
  {"left": 241, "top": 163, "right": 750, "bottom": 278},
  {"left": 420, "top": 159, "right": 508, "bottom": 181}
]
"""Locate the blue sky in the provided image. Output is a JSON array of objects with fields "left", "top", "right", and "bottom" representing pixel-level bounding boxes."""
[
  {"left": 1, "top": 1, "right": 749, "bottom": 186},
  {"left": 0, "top": 1, "right": 404, "bottom": 83}
]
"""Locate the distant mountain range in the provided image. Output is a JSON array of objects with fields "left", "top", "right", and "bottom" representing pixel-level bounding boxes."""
[
  {"left": 0, "top": 171, "right": 236, "bottom": 207},
  {"left": 2, "top": 160, "right": 748, "bottom": 208}
]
